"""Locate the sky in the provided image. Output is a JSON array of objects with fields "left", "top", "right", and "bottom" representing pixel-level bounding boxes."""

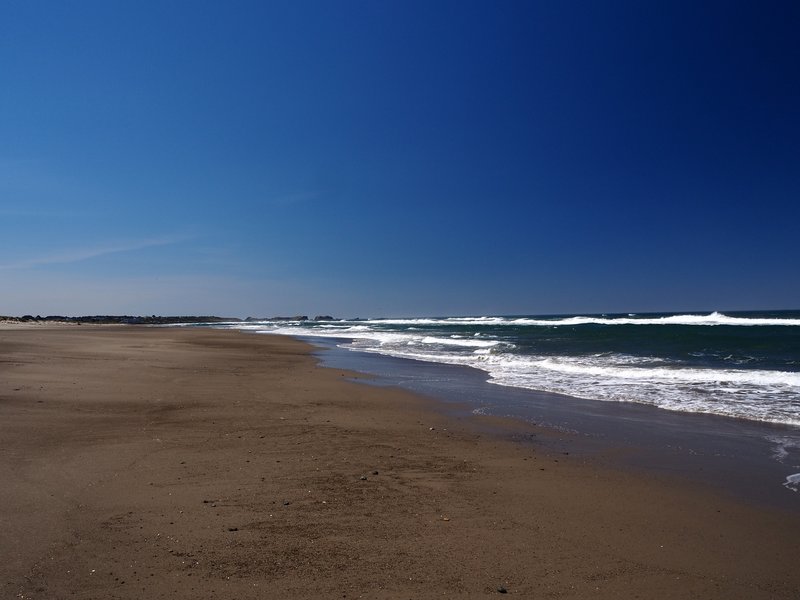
[{"left": 1, "top": 0, "right": 799, "bottom": 318}]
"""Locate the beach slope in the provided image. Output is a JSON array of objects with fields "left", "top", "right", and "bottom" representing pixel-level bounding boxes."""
[{"left": 1, "top": 326, "right": 798, "bottom": 599}]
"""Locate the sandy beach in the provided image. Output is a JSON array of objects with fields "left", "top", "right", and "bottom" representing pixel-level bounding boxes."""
[{"left": 2, "top": 325, "right": 799, "bottom": 599}]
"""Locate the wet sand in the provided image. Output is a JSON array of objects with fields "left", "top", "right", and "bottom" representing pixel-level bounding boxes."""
[
  {"left": 2, "top": 326, "right": 799, "bottom": 599},
  {"left": 310, "top": 336, "right": 800, "bottom": 510}
]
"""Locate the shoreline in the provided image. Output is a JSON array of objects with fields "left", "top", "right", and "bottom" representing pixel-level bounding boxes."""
[
  {"left": 229, "top": 312, "right": 800, "bottom": 431},
  {"left": 2, "top": 325, "right": 799, "bottom": 598},
  {"left": 299, "top": 333, "right": 800, "bottom": 510}
]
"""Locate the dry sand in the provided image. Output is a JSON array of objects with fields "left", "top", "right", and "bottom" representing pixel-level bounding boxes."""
[{"left": 1, "top": 326, "right": 799, "bottom": 599}]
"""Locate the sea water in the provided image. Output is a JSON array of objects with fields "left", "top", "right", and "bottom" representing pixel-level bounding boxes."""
[
  {"left": 193, "top": 310, "right": 800, "bottom": 502},
  {"left": 227, "top": 310, "right": 800, "bottom": 427}
]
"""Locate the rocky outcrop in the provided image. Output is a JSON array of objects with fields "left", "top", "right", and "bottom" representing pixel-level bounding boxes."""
[{"left": 245, "top": 316, "right": 309, "bottom": 322}]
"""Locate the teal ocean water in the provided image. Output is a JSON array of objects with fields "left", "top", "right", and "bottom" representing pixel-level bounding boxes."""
[{"left": 224, "top": 310, "right": 800, "bottom": 428}]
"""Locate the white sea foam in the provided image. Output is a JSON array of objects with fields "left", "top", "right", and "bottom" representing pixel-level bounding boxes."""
[
  {"left": 370, "top": 312, "right": 800, "bottom": 327},
  {"left": 419, "top": 336, "right": 501, "bottom": 348},
  {"left": 784, "top": 473, "right": 800, "bottom": 492},
  {"left": 766, "top": 434, "right": 800, "bottom": 465},
  {"left": 532, "top": 356, "right": 800, "bottom": 386}
]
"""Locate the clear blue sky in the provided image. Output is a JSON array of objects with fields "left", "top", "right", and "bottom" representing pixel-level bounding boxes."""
[{"left": 2, "top": 1, "right": 798, "bottom": 317}]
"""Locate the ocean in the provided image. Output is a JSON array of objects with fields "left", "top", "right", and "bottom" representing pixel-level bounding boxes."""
[
  {"left": 225, "top": 310, "right": 800, "bottom": 427},
  {"left": 197, "top": 310, "right": 800, "bottom": 501}
]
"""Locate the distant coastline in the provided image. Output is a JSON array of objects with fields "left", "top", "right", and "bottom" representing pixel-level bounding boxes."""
[
  {"left": 0, "top": 314, "right": 339, "bottom": 325},
  {"left": 0, "top": 314, "right": 238, "bottom": 325}
]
